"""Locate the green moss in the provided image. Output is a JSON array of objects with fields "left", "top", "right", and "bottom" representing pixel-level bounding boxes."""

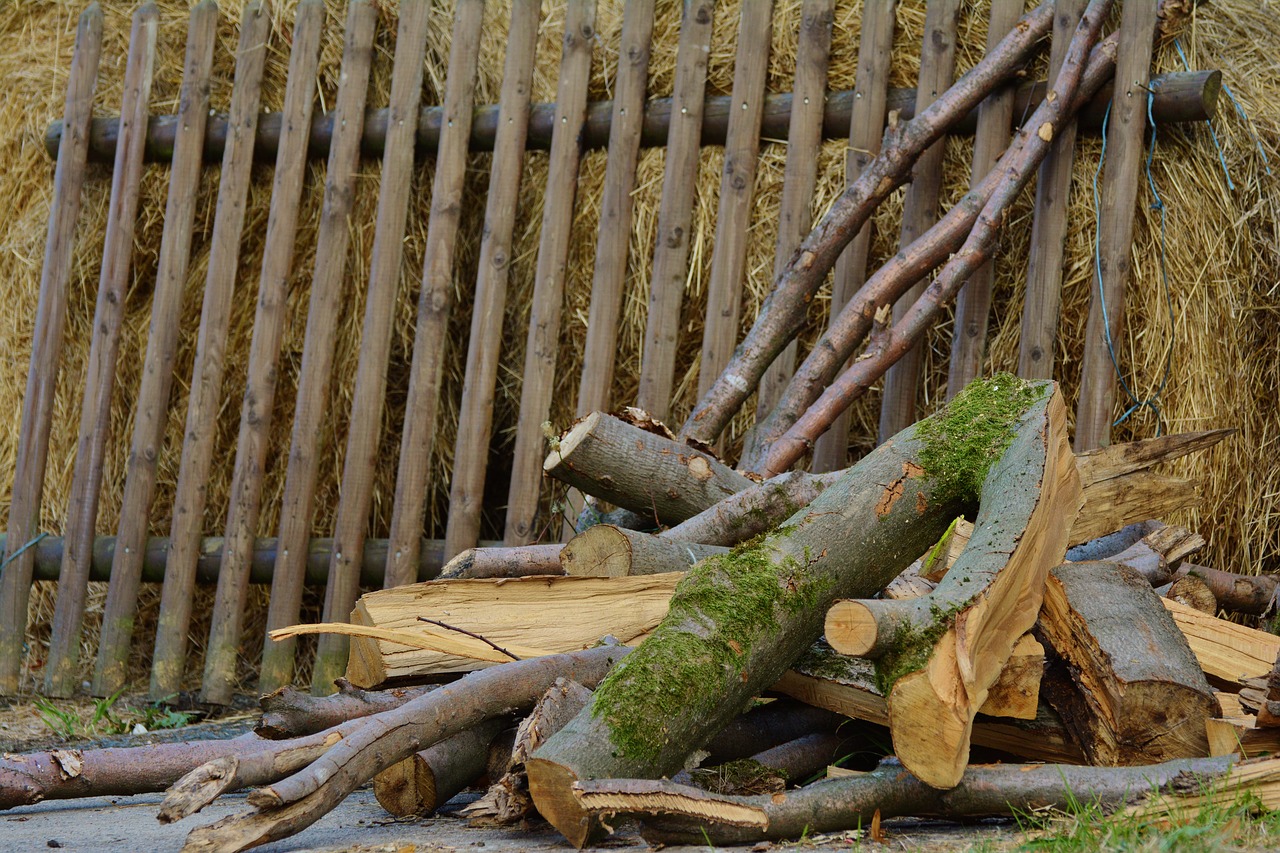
[
  {"left": 915, "top": 373, "right": 1044, "bottom": 506},
  {"left": 873, "top": 600, "right": 968, "bottom": 694},
  {"left": 591, "top": 534, "right": 833, "bottom": 765}
]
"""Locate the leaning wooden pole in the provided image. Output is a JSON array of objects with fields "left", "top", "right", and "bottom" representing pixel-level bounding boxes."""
[
  {"left": 42, "top": 4, "right": 158, "bottom": 698},
  {"left": 92, "top": 2, "right": 218, "bottom": 698},
  {"left": 0, "top": 4, "right": 102, "bottom": 695},
  {"left": 199, "top": 0, "right": 324, "bottom": 705},
  {"left": 527, "top": 377, "right": 1059, "bottom": 846},
  {"left": 253, "top": 0, "right": 376, "bottom": 694},
  {"left": 312, "top": 3, "right": 432, "bottom": 696},
  {"left": 150, "top": 2, "right": 272, "bottom": 701}
]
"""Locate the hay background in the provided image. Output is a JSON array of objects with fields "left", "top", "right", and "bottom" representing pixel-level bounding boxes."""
[{"left": 0, "top": 0, "right": 1275, "bottom": 693}]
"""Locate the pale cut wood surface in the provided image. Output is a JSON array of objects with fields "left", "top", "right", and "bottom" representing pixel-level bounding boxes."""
[
  {"left": 878, "top": 0, "right": 961, "bottom": 442},
  {"left": 696, "top": 1, "right": 773, "bottom": 399},
  {"left": 635, "top": 0, "right": 715, "bottom": 420},
  {"left": 345, "top": 574, "right": 685, "bottom": 687},
  {"left": 810, "top": 0, "right": 894, "bottom": 473},
  {"left": 42, "top": 4, "right": 158, "bottom": 698},
  {"left": 505, "top": 0, "right": 600, "bottom": 546},
  {"left": 755, "top": 0, "right": 834, "bottom": 419},
  {"left": 151, "top": 2, "right": 271, "bottom": 701},
  {"left": 93, "top": 1, "right": 218, "bottom": 698},
  {"left": 946, "top": 0, "right": 1022, "bottom": 394},
  {"left": 253, "top": 0, "right": 376, "bottom": 695},
  {"left": 198, "top": 0, "right": 325, "bottom": 705},
  {"left": 1163, "top": 597, "right": 1280, "bottom": 686},
  {"left": 444, "top": 0, "right": 541, "bottom": 560},
  {"left": 1074, "top": 0, "right": 1159, "bottom": 449},
  {"left": 1017, "top": 0, "right": 1089, "bottom": 380},
  {"left": 313, "top": 2, "right": 433, "bottom": 696},
  {"left": 384, "top": 0, "right": 485, "bottom": 590},
  {"left": 0, "top": 5, "right": 102, "bottom": 694}
]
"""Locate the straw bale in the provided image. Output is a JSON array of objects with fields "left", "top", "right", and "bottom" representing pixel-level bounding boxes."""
[{"left": 0, "top": 1, "right": 1275, "bottom": 693}]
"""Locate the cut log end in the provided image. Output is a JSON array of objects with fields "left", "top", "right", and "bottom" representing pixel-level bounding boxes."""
[
  {"left": 823, "top": 600, "right": 883, "bottom": 657},
  {"left": 373, "top": 756, "right": 436, "bottom": 817},
  {"left": 526, "top": 758, "right": 598, "bottom": 849},
  {"left": 560, "top": 526, "right": 633, "bottom": 577},
  {"left": 546, "top": 413, "right": 601, "bottom": 472}
]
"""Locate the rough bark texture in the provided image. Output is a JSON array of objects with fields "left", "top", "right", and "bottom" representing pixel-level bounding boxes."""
[
  {"left": 1038, "top": 560, "right": 1220, "bottom": 765},
  {"left": 561, "top": 526, "right": 728, "bottom": 577},
  {"left": 572, "top": 756, "right": 1237, "bottom": 846},
  {"left": 255, "top": 679, "right": 433, "bottom": 740},
  {"left": 373, "top": 717, "right": 509, "bottom": 817},
  {"left": 438, "top": 545, "right": 565, "bottom": 579},
  {"left": 546, "top": 411, "right": 752, "bottom": 526},
  {"left": 527, "top": 377, "right": 1054, "bottom": 845},
  {"left": 1178, "top": 564, "right": 1280, "bottom": 616}
]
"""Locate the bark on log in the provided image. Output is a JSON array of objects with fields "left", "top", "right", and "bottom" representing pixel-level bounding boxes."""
[
  {"left": 180, "top": 647, "right": 627, "bottom": 853},
  {"left": 1177, "top": 564, "right": 1280, "bottom": 616},
  {"left": 561, "top": 526, "right": 728, "bottom": 577},
  {"left": 256, "top": 679, "right": 434, "bottom": 739},
  {"left": 1038, "top": 561, "right": 1220, "bottom": 765},
  {"left": 527, "top": 378, "right": 1060, "bottom": 844},
  {"left": 663, "top": 470, "right": 840, "bottom": 546},
  {"left": 1161, "top": 574, "right": 1218, "bottom": 614},
  {"left": 572, "top": 756, "right": 1239, "bottom": 846},
  {"left": 46, "top": 70, "right": 1219, "bottom": 166},
  {"left": 438, "top": 545, "right": 565, "bottom": 579},
  {"left": 1104, "top": 524, "right": 1204, "bottom": 585},
  {"left": 373, "top": 716, "right": 509, "bottom": 817},
  {"left": 545, "top": 411, "right": 753, "bottom": 526}
]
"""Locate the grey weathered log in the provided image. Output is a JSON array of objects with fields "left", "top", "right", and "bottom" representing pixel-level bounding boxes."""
[{"left": 255, "top": 679, "right": 434, "bottom": 740}]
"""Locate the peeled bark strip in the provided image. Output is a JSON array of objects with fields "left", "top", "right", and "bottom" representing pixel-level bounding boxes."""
[
  {"left": 181, "top": 648, "right": 627, "bottom": 853},
  {"left": 546, "top": 411, "right": 752, "bottom": 526},
  {"left": 527, "top": 377, "right": 1057, "bottom": 845},
  {"left": 561, "top": 526, "right": 728, "bottom": 577},
  {"left": 374, "top": 717, "right": 509, "bottom": 817},
  {"left": 438, "top": 545, "right": 565, "bottom": 579},
  {"left": 256, "top": 679, "right": 434, "bottom": 740},
  {"left": 1039, "top": 561, "right": 1220, "bottom": 765},
  {"left": 573, "top": 756, "right": 1238, "bottom": 846}
]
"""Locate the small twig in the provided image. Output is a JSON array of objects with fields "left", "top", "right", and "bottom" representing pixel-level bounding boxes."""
[{"left": 417, "top": 617, "right": 520, "bottom": 661}]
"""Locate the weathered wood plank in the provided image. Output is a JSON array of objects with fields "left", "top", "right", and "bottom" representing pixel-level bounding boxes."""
[
  {"left": 443, "top": 0, "right": 541, "bottom": 560},
  {"left": 42, "top": 4, "right": 158, "bottom": 698},
  {"left": 635, "top": 0, "right": 716, "bottom": 420},
  {"left": 0, "top": 4, "right": 103, "bottom": 695},
  {"left": 92, "top": 1, "right": 218, "bottom": 698},
  {"left": 196, "top": 0, "right": 325, "bottom": 704},
  {"left": 505, "top": 0, "right": 599, "bottom": 546},
  {"left": 251, "top": 0, "right": 376, "bottom": 695}
]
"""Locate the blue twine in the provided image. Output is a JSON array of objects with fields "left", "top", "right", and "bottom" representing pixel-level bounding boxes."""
[
  {"left": 1173, "top": 39, "right": 1235, "bottom": 190},
  {"left": 1090, "top": 91, "right": 1176, "bottom": 436},
  {"left": 1221, "top": 80, "right": 1273, "bottom": 177},
  {"left": 0, "top": 532, "right": 48, "bottom": 572}
]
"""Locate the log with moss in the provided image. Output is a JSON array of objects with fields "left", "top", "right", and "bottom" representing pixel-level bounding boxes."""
[{"left": 525, "top": 376, "right": 1067, "bottom": 845}]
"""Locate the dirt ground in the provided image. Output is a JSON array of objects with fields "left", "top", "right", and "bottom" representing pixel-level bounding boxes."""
[{"left": 0, "top": 697, "right": 1019, "bottom": 853}]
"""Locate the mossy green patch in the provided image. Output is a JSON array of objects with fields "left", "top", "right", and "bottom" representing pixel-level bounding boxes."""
[
  {"left": 873, "top": 600, "right": 968, "bottom": 694},
  {"left": 916, "top": 373, "right": 1044, "bottom": 506},
  {"left": 590, "top": 534, "right": 833, "bottom": 765}
]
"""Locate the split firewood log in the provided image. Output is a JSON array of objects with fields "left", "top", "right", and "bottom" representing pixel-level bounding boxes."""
[
  {"left": 1209, "top": 693, "right": 1280, "bottom": 757},
  {"left": 1162, "top": 597, "right": 1280, "bottom": 688},
  {"left": 573, "top": 755, "right": 1254, "bottom": 846},
  {"left": 525, "top": 377, "right": 1071, "bottom": 844},
  {"left": 1037, "top": 560, "right": 1220, "bottom": 765}
]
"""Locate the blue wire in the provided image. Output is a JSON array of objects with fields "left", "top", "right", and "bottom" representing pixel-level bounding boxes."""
[
  {"left": 1173, "top": 39, "right": 1235, "bottom": 190},
  {"left": 1222, "top": 80, "right": 1273, "bottom": 177}
]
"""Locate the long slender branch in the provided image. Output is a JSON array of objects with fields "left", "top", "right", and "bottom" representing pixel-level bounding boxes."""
[
  {"left": 677, "top": 2, "right": 1055, "bottom": 446},
  {"left": 751, "top": 0, "right": 1113, "bottom": 477}
]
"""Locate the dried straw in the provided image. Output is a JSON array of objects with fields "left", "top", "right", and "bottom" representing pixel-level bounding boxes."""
[{"left": 0, "top": 1, "right": 1275, "bottom": 693}]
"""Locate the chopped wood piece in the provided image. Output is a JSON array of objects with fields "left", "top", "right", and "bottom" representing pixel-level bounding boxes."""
[
  {"left": 1069, "top": 472, "right": 1197, "bottom": 545},
  {"left": 374, "top": 717, "right": 509, "bottom": 817},
  {"left": 1207, "top": 695, "right": 1280, "bottom": 757},
  {"left": 1105, "top": 523, "right": 1205, "bottom": 585},
  {"left": 1161, "top": 573, "right": 1218, "bottom": 614},
  {"left": 545, "top": 411, "right": 753, "bottom": 526},
  {"left": 343, "top": 575, "right": 683, "bottom": 687},
  {"left": 1075, "top": 429, "right": 1234, "bottom": 487},
  {"left": 561, "top": 526, "right": 728, "bottom": 577},
  {"left": 1163, "top": 598, "right": 1280, "bottom": 688},
  {"left": 662, "top": 470, "right": 840, "bottom": 546},
  {"left": 573, "top": 756, "right": 1240, "bottom": 846},
  {"left": 1039, "top": 561, "right": 1220, "bottom": 765},
  {"left": 438, "top": 545, "right": 565, "bottom": 579},
  {"left": 919, "top": 517, "right": 972, "bottom": 582},
  {"left": 1177, "top": 564, "right": 1280, "bottom": 616}
]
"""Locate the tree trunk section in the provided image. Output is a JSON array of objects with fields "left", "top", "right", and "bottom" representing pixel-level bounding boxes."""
[
  {"left": 561, "top": 526, "right": 728, "bottom": 576},
  {"left": 373, "top": 717, "right": 509, "bottom": 817}
]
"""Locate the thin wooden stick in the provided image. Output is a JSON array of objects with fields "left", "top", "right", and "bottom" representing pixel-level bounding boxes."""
[
  {"left": 1074, "top": 0, "right": 1159, "bottom": 449},
  {"left": 149, "top": 2, "right": 271, "bottom": 702},
  {"left": 810, "top": 0, "right": 894, "bottom": 472},
  {"left": 254, "top": 0, "right": 376, "bottom": 695},
  {"left": 383, "top": 0, "right": 485, "bottom": 590},
  {"left": 311, "top": 3, "right": 434, "bottom": 696},
  {"left": 946, "top": 0, "right": 1024, "bottom": 395},
  {"left": 41, "top": 4, "right": 158, "bottom": 699},
  {"left": 754, "top": 0, "right": 834, "bottom": 420},
  {"left": 0, "top": 4, "right": 102, "bottom": 695},
  {"left": 504, "top": 0, "right": 599, "bottom": 546},
  {"left": 696, "top": 2, "right": 773, "bottom": 399},
  {"left": 443, "top": 1, "right": 541, "bottom": 560},
  {"left": 198, "top": 0, "right": 325, "bottom": 705},
  {"left": 1016, "top": 0, "right": 1089, "bottom": 380},
  {"left": 876, "top": 0, "right": 961, "bottom": 443},
  {"left": 634, "top": 0, "right": 715, "bottom": 420},
  {"left": 92, "top": 1, "right": 218, "bottom": 699}
]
